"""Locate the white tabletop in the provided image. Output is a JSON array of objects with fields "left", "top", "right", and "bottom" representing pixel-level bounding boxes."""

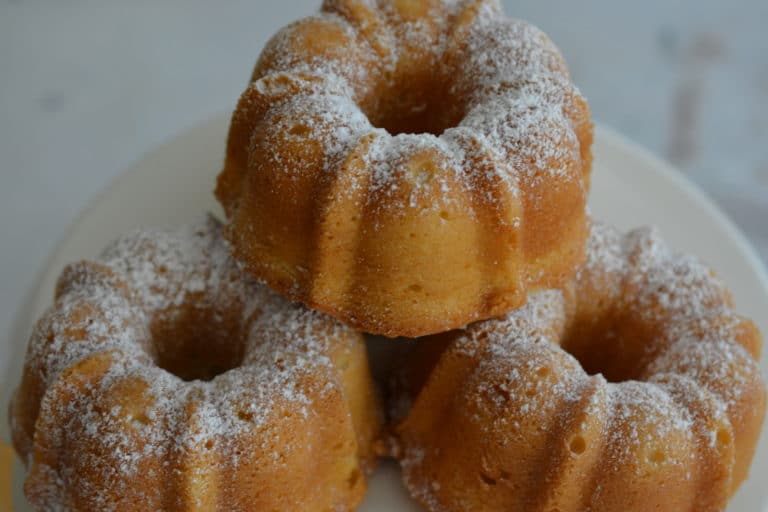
[{"left": 1, "top": 0, "right": 767, "bottom": 351}]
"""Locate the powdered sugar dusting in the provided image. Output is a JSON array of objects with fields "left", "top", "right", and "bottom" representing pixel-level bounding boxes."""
[
  {"left": 396, "top": 221, "right": 765, "bottom": 510},
  {"left": 235, "top": 0, "right": 587, "bottom": 213},
  {"left": 14, "top": 216, "right": 368, "bottom": 510}
]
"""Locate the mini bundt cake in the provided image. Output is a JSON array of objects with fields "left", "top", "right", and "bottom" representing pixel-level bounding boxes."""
[
  {"left": 392, "top": 221, "right": 766, "bottom": 512},
  {"left": 9, "top": 217, "right": 383, "bottom": 511},
  {"left": 217, "top": 0, "right": 593, "bottom": 337}
]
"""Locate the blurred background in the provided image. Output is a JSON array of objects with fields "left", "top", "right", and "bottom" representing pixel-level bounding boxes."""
[{"left": 1, "top": 0, "right": 767, "bottom": 341}]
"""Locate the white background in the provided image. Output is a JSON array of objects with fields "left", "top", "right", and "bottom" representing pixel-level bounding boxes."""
[{"left": 1, "top": 0, "right": 767, "bottom": 349}]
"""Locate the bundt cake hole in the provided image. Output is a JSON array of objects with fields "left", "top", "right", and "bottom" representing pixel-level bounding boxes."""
[
  {"left": 155, "top": 345, "right": 242, "bottom": 382},
  {"left": 150, "top": 309, "right": 245, "bottom": 382},
  {"left": 367, "top": 100, "right": 455, "bottom": 136},
  {"left": 360, "top": 71, "right": 462, "bottom": 136},
  {"left": 560, "top": 318, "right": 651, "bottom": 383}
]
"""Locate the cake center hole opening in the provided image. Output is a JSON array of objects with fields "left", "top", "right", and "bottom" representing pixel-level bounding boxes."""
[
  {"left": 560, "top": 324, "right": 647, "bottom": 384},
  {"left": 151, "top": 309, "right": 244, "bottom": 382},
  {"left": 362, "top": 74, "right": 463, "bottom": 136}
]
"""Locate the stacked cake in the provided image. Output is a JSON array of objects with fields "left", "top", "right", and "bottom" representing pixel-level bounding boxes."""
[{"left": 9, "top": 1, "right": 765, "bottom": 511}]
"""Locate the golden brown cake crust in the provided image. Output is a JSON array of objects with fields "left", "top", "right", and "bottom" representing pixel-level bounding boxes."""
[
  {"left": 393, "top": 221, "right": 766, "bottom": 512},
  {"left": 217, "top": 0, "right": 593, "bottom": 337},
  {"left": 9, "top": 217, "right": 383, "bottom": 512}
]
